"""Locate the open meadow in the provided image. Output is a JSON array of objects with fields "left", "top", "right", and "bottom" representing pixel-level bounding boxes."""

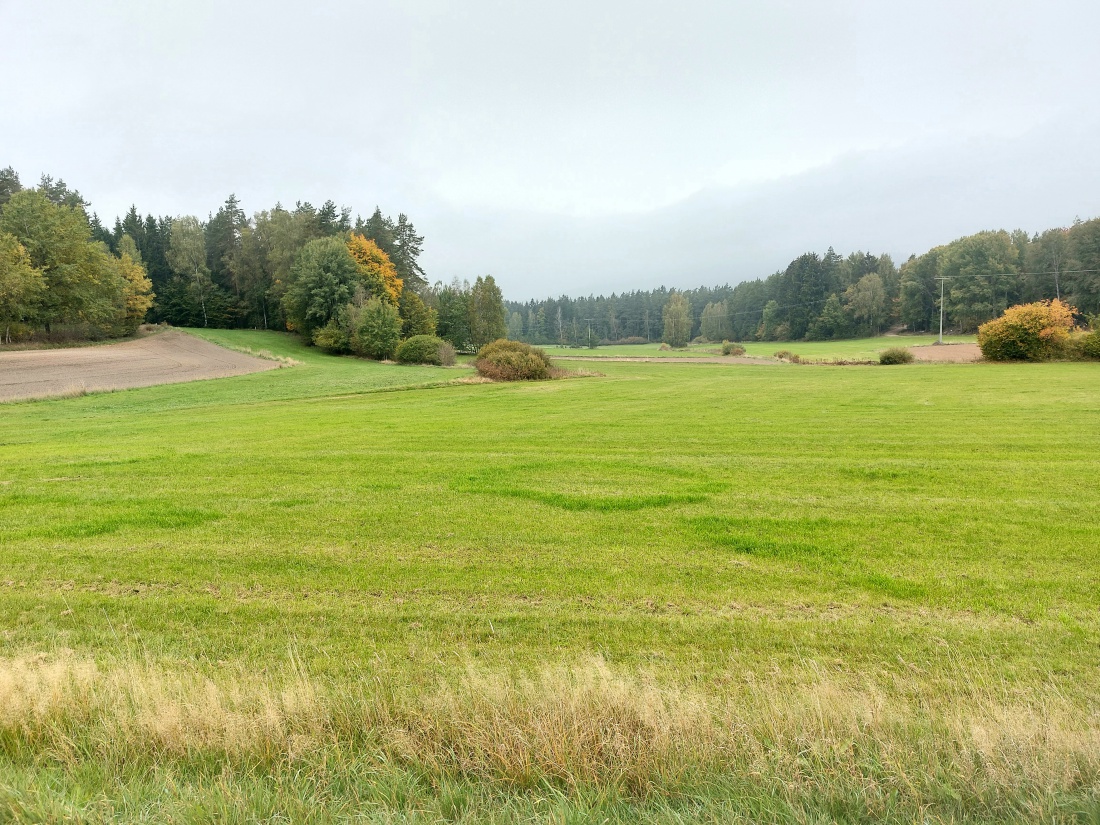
[
  {"left": 541, "top": 334, "right": 976, "bottom": 362},
  {"left": 1, "top": 330, "right": 1098, "bottom": 823}
]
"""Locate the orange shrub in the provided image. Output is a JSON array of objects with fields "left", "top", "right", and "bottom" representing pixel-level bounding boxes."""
[{"left": 977, "top": 300, "right": 1077, "bottom": 361}]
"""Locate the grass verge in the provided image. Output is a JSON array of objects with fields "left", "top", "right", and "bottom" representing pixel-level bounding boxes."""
[{"left": 1, "top": 655, "right": 1097, "bottom": 823}]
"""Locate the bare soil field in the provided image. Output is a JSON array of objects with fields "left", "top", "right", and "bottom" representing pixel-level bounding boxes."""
[
  {"left": 0, "top": 330, "right": 280, "bottom": 402},
  {"left": 908, "top": 343, "right": 982, "bottom": 362}
]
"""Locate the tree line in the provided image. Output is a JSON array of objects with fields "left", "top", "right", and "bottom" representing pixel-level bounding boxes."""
[
  {"left": 0, "top": 169, "right": 152, "bottom": 343},
  {"left": 6, "top": 162, "right": 1098, "bottom": 351},
  {"left": 505, "top": 220, "right": 1100, "bottom": 345},
  {"left": 89, "top": 191, "right": 429, "bottom": 335},
  {"left": 0, "top": 166, "right": 510, "bottom": 353}
]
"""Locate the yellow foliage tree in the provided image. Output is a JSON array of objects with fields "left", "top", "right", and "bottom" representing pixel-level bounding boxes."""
[
  {"left": 977, "top": 299, "right": 1076, "bottom": 361},
  {"left": 116, "top": 251, "right": 154, "bottom": 334},
  {"left": 346, "top": 234, "right": 401, "bottom": 304}
]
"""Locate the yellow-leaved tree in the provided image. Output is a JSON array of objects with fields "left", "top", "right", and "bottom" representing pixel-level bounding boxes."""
[
  {"left": 115, "top": 250, "right": 154, "bottom": 335},
  {"left": 346, "top": 234, "right": 401, "bottom": 304}
]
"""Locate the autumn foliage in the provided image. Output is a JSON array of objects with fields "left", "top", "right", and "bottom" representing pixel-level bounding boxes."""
[
  {"left": 346, "top": 234, "right": 402, "bottom": 304},
  {"left": 116, "top": 251, "right": 155, "bottom": 335},
  {"left": 977, "top": 300, "right": 1077, "bottom": 361}
]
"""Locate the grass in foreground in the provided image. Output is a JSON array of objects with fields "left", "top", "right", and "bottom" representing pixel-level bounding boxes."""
[{"left": 0, "top": 331, "right": 1097, "bottom": 822}]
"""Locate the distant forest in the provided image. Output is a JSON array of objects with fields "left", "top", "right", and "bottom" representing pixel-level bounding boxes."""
[
  {"left": 506, "top": 222, "right": 1100, "bottom": 345},
  {"left": 4, "top": 164, "right": 1099, "bottom": 350}
]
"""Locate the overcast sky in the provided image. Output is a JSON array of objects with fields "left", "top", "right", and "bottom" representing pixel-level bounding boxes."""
[{"left": 3, "top": 0, "right": 1099, "bottom": 299}]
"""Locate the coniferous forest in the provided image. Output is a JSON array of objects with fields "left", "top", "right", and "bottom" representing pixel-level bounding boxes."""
[
  {"left": 507, "top": 224, "right": 1100, "bottom": 346},
  {"left": 4, "top": 164, "right": 1099, "bottom": 350}
]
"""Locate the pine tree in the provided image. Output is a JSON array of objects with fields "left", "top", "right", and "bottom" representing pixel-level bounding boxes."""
[
  {"left": 0, "top": 167, "right": 21, "bottom": 208},
  {"left": 391, "top": 214, "right": 426, "bottom": 290}
]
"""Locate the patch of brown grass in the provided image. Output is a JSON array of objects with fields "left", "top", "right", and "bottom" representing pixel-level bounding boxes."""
[
  {"left": 0, "top": 383, "right": 97, "bottom": 405},
  {"left": 449, "top": 375, "right": 495, "bottom": 385},
  {"left": 550, "top": 366, "right": 604, "bottom": 379},
  {"left": 1, "top": 654, "right": 1097, "bottom": 809}
]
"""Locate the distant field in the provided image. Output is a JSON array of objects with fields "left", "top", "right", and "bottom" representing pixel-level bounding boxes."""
[
  {"left": 1, "top": 331, "right": 1097, "bottom": 823},
  {"left": 543, "top": 333, "right": 975, "bottom": 361}
]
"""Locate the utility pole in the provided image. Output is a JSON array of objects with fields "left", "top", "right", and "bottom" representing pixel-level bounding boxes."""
[
  {"left": 584, "top": 318, "right": 595, "bottom": 348},
  {"left": 1052, "top": 251, "right": 1061, "bottom": 300},
  {"left": 935, "top": 272, "right": 995, "bottom": 343},
  {"left": 934, "top": 277, "right": 950, "bottom": 344}
]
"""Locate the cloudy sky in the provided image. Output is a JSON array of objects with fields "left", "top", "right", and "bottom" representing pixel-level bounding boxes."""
[{"left": 3, "top": 0, "right": 1099, "bottom": 299}]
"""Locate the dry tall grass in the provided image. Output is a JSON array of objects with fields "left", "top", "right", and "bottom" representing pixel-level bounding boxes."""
[{"left": 0, "top": 655, "right": 1097, "bottom": 816}]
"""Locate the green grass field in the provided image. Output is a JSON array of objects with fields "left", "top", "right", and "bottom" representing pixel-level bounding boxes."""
[
  {"left": 1, "top": 330, "right": 1098, "bottom": 823},
  {"left": 542, "top": 334, "right": 974, "bottom": 361}
]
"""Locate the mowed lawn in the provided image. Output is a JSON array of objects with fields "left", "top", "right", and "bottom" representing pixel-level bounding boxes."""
[{"left": 1, "top": 330, "right": 1098, "bottom": 823}]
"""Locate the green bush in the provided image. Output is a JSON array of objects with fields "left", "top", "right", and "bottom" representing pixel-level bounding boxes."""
[
  {"left": 312, "top": 317, "right": 350, "bottom": 353},
  {"left": 395, "top": 335, "right": 450, "bottom": 365},
  {"left": 350, "top": 298, "right": 402, "bottom": 360},
  {"left": 879, "top": 346, "right": 914, "bottom": 365},
  {"left": 721, "top": 341, "right": 746, "bottom": 356},
  {"left": 1073, "top": 330, "right": 1100, "bottom": 360},
  {"left": 475, "top": 339, "right": 554, "bottom": 381}
]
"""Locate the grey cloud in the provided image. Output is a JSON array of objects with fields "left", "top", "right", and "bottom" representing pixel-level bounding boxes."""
[{"left": 2, "top": 0, "right": 1097, "bottom": 299}]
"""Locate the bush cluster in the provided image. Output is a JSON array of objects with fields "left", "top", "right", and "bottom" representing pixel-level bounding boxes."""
[
  {"left": 721, "top": 341, "right": 746, "bottom": 356},
  {"left": 774, "top": 350, "right": 801, "bottom": 363},
  {"left": 475, "top": 339, "right": 554, "bottom": 381},
  {"left": 879, "top": 346, "right": 914, "bottom": 365},
  {"left": 394, "top": 335, "right": 456, "bottom": 365},
  {"left": 312, "top": 298, "right": 403, "bottom": 360},
  {"left": 1073, "top": 329, "right": 1100, "bottom": 360},
  {"left": 977, "top": 300, "right": 1076, "bottom": 361}
]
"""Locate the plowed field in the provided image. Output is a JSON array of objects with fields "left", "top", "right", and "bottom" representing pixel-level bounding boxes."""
[
  {"left": 0, "top": 330, "right": 279, "bottom": 402},
  {"left": 909, "top": 342, "right": 982, "bottom": 362}
]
